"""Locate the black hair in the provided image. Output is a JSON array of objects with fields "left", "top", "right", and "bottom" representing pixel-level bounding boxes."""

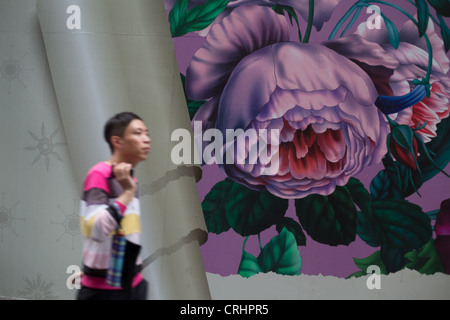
[{"left": 104, "top": 112, "right": 143, "bottom": 153}]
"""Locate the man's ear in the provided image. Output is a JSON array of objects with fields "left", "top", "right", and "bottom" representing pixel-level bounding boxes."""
[{"left": 110, "top": 135, "right": 122, "bottom": 150}]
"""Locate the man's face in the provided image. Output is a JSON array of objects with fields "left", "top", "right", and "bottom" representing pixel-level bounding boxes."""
[{"left": 117, "top": 119, "right": 151, "bottom": 164}]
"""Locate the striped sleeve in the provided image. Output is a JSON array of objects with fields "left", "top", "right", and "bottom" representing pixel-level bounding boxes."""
[{"left": 80, "top": 169, "right": 119, "bottom": 242}]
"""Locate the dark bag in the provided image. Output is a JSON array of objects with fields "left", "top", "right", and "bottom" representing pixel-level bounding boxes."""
[{"left": 121, "top": 240, "right": 141, "bottom": 290}]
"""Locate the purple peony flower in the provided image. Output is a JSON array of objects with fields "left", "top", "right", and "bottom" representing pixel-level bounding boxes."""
[{"left": 187, "top": 5, "right": 388, "bottom": 199}]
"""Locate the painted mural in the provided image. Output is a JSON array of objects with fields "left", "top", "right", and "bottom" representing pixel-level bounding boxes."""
[{"left": 164, "top": 0, "right": 450, "bottom": 280}]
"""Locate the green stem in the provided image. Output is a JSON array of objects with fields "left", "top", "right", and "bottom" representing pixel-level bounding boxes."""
[
  {"left": 242, "top": 236, "right": 249, "bottom": 251},
  {"left": 328, "top": 2, "right": 364, "bottom": 40},
  {"left": 423, "top": 33, "right": 433, "bottom": 84},
  {"left": 258, "top": 233, "right": 263, "bottom": 251},
  {"left": 303, "top": 0, "right": 315, "bottom": 43},
  {"left": 368, "top": 0, "right": 416, "bottom": 20},
  {"left": 426, "top": 209, "right": 439, "bottom": 220},
  {"left": 340, "top": 6, "right": 363, "bottom": 38}
]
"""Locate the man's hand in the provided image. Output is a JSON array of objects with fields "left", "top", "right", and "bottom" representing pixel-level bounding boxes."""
[{"left": 113, "top": 162, "right": 136, "bottom": 193}]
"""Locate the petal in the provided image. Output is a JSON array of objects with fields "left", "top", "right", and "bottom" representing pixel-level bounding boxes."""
[
  {"left": 323, "top": 34, "right": 399, "bottom": 69},
  {"left": 289, "top": 143, "right": 327, "bottom": 180},
  {"left": 276, "top": 143, "right": 291, "bottom": 176},
  {"left": 274, "top": 43, "right": 378, "bottom": 106},
  {"left": 326, "top": 158, "right": 345, "bottom": 176},
  {"left": 216, "top": 45, "right": 278, "bottom": 133},
  {"left": 399, "top": 18, "right": 449, "bottom": 74},
  {"left": 302, "top": 126, "right": 316, "bottom": 148},
  {"left": 292, "top": 130, "right": 308, "bottom": 159},
  {"left": 322, "top": 34, "right": 398, "bottom": 96},
  {"left": 279, "top": 118, "right": 296, "bottom": 143},
  {"left": 316, "top": 128, "right": 346, "bottom": 163},
  {"left": 185, "top": 4, "right": 290, "bottom": 100},
  {"left": 384, "top": 42, "right": 445, "bottom": 76},
  {"left": 413, "top": 101, "right": 440, "bottom": 122},
  {"left": 192, "top": 96, "right": 220, "bottom": 130}
]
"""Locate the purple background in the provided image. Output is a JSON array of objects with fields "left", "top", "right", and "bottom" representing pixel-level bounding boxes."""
[{"left": 169, "top": 1, "right": 450, "bottom": 277}]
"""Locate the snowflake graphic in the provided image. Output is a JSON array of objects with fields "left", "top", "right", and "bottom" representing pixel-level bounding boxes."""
[
  {"left": 52, "top": 200, "right": 80, "bottom": 250},
  {"left": 17, "top": 274, "right": 58, "bottom": 300},
  {"left": 23, "top": 123, "right": 67, "bottom": 171},
  {"left": 0, "top": 45, "right": 32, "bottom": 95},
  {"left": 0, "top": 193, "right": 24, "bottom": 242}
]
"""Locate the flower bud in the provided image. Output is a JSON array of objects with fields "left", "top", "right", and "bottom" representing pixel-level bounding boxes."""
[
  {"left": 388, "top": 124, "right": 419, "bottom": 170},
  {"left": 435, "top": 199, "right": 450, "bottom": 275}
]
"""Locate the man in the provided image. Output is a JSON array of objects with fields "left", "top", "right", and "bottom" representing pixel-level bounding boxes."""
[{"left": 77, "top": 112, "right": 151, "bottom": 300}]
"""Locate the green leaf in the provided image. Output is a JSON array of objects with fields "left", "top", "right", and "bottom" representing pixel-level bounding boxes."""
[
  {"left": 357, "top": 197, "right": 432, "bottom": 252},
  {"left": 204, "top": 179, "right": 289, "bottom": 236},
  {"left": 383, "top": 155, "right": 413, "bottom": 196},
  {"left": 372, "top": 199, "right": 432, "bottom": 250},
  {"left": 345, "top": 178, "right": 383, "bottom": 247},
  {"left": 357, "top": 210, "right": 381, "bottom": 247},
  {"left": 370, "top": 170, "right": 390, "bottom": 201},
  {"left": 295, "top": 186, "right": 357, "bottom": 246},
  {"left": 169, "top": 0, "right": 228, "bottom": 37},
  {"left": 237, "top": 251, "right": 262, "bottom": 278},
  {"left": 237, "top": 237, "right": 263, "bottom": 278},
  {"left": 226, "top": 183, "right": 288, "bottom": 236},
  {"left": 426, "top": 0, "right": 450, "bottom": 17},
  {"left": 370, "top": 155, "right": 417, "bottom": 201},
  {"left": 257, "top": 228, "right": 302, "bottom": 275},
  {"left": 347, "top": 250, "right": 387, "bottom": 278},
  {"left": 415, "top": 0, "right": 430, "bottom": 37},
  {"left": 403, "top": 239, "right": 445, "bottom": 275},
  {"left": 383, "top": 15, "right": 400, "bottom": 49},
  {"left": 168, "top": 0, "right": 188, "bottom": 36},
  {"left": 201, "top": 178, "right": 234, "bottom": 234},
  {"left": 417, "top": 116, "right": 450, "bottom": 182},
  {"left": 276, "top": 217, "right": 307, "bottom": 246},
  {"left": 380, "top": 245, "right": 407, "bottom": 273},
  {"left": 370, "top": 169, "right": 401, "bottom": 201},
  {"left": 345, "top": 178, "right": 372, "bottom": 215}
]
